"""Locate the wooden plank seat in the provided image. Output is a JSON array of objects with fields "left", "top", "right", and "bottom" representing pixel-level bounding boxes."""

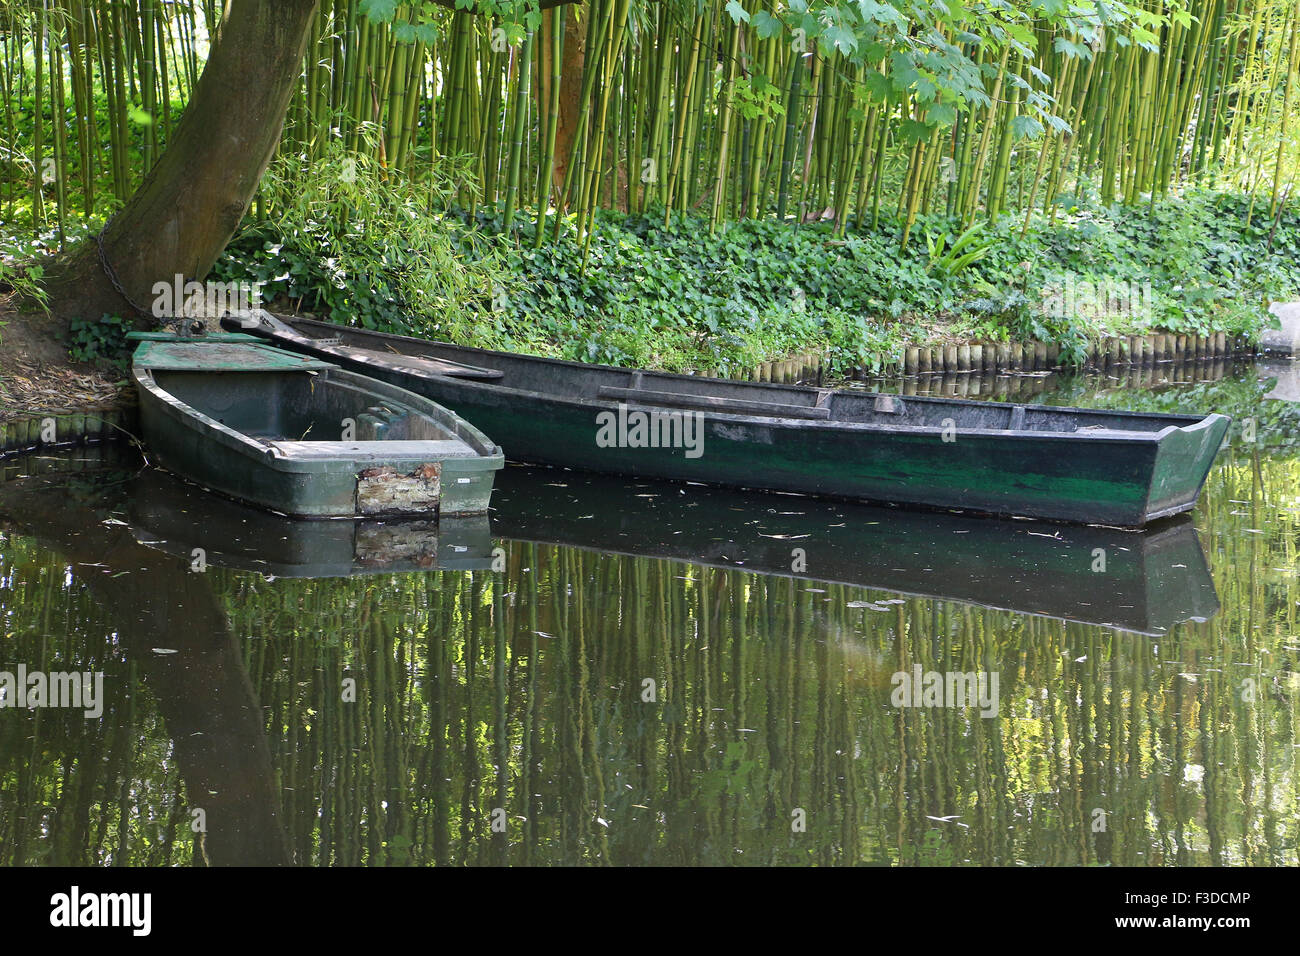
[
  {"left": 266, "top": 439, "right": 481, "bottom": 460},
  {"left": 324, "top": 343, "right": 504, "bottom": 381}
]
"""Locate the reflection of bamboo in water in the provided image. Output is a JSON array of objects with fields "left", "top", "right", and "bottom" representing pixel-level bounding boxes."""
[
  {"left": 6, "top": 450, "right": 1300, "bottom": 865},
  {"left": 492, "top": 579, "right": 508, "bottom": 866},
  {"left": 427, "top": 575, "right": 451, "bottom": 864},
  {"left": 1, "top": 473, "right": 290, "bottom": 866},
  {"left": 263, "top": 509, "right": 1289, "bottom": 868}
]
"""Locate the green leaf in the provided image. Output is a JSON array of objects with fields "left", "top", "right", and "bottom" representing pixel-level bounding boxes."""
[
  {"left": 822, "top": 24, "right": 857, "bottom": 55},
  {"left": 925, "top": 103, "right": 957, "bottom": 127},
  {"left": 863, "top": 70, "right": 892, "bottom": 102},
  {"left": 503, "top": 20, "right": 525, "bottom": 46},
  {"left": 1044, "top": 113, "right": 1072, "bottom": 135},
  {"left": 752, "top": 10, "right": 783, "bottom": 38},
  {"left": 1054, "top": 37, "right": 1086, "bottom": 58},
  {"left": 899, "top": 118, "right": 933, "bottom": 144},
  {"left": 412, "top": 23, "right": 440, "bottom": 44},
  {"left": 359, "top": 0, "right": 398, "bottom": 20},
  {"left": 725, "top": 0, "right": 750, "bottom": 23},
  {"left": 1010, "top": 114, "right": 1044, "bottom": 140}
]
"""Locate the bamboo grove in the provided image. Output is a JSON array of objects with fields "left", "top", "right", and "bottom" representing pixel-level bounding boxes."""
[
  {"left": 1, "top": 430, "right": 1298, "bottom": 866},
  {"left": 2, "top": 0, "right": 1299, "bottom": 248}
]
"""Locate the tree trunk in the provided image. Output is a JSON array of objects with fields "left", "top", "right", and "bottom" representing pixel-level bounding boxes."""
[
  {"left": 550, "top": 4, "right": 588, "bottom": 201},
  {"left": 45, "top": 0, "right": 319, "bottom": 323}
]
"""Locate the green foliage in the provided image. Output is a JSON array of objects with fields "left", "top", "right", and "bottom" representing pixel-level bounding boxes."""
[
  {"left": 214, "top": 134, "right": 515, "bottom": 348},
  {"left": 215, "top": 186, "right": 1300, "bottom": 377},
  {"left": 0, "top": 238, "right": 50, "bottom": 313},
  {"left": 1, "top": 75, "right": 190, "bottom": 235},
  {"left": 1042, "top": 191, "right": 1300, "bottom": 338},
  {"left": 65, "top": 314, "right": 133, "bottom": 368},
  {"left": 926, "top": 223, "right": 995, "bottom": 277},
  {"left": 732, "top": 75, "right": 786, "bottom": 122}
]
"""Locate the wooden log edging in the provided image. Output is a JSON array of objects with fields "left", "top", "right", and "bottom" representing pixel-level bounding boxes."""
[
  {"left": 889, "top": 331, "right": 1251, "bottom": 378},
  {"left": 729, "top": 331, "right": 1253, "bottom": 383},
  {"left": 0, "top": 407, "right": 137, "bottom": 459},
  {"left": 734, "top": 352, "right": 824, "bottom": 384},
  {"left": 892, "top": 356, "right": 1235, "bottom": 399}
]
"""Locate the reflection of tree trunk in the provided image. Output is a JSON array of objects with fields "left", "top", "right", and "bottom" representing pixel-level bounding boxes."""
[
  {"left": 44, "top": 0, "right": 319, "bottom": 322},
  {"left": 0, "top": 472, "right": 292, "bottom": 866}
]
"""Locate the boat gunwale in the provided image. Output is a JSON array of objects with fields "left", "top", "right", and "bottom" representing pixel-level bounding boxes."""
[
  {"left": 272, "top": 315, "right": 1225, "bottom": 442},
  {"left": 133, "top": 360, "right": 505, "bottom": 475}
]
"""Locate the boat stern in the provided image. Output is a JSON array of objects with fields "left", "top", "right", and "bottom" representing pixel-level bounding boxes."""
[
  {"left": 435, "top": 453, "right": 505, "bottom": 514},
  {"left": 1142, "top": 413, "right": 1232, "bottom": 522},
  {"left": 352, "top": 452, "right": 503, "bottom": 517}
]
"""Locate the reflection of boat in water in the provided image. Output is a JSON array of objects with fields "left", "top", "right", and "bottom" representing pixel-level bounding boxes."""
[
  {"left": 489, "top": 466, "right": 1220, "bottom": 636},
  {"left": 128, "top": 468, "right": 494, "bottom": 577}
]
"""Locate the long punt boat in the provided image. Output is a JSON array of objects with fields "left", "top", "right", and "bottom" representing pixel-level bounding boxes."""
[{"left": 226, "top": 312, "right": 1230, "bottom": 527}]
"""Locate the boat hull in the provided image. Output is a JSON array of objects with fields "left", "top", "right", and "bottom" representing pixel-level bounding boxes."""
[
  {"left": 240, "top": 316, "right": 1231, "bottom": 526},
  {"left": 133, "top": 339, "right": 503, "bottom": 518}
]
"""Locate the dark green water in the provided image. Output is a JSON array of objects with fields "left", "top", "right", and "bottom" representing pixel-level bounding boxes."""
[{"left": 1, "top": 360, "right": 1298, "bottom": 866}]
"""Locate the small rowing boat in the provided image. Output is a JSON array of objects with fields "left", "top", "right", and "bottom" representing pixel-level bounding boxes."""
[{"left": 131, "top": 331, "right": 503, "bottom": 517}]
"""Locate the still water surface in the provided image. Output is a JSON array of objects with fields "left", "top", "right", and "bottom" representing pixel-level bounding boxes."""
[{"left": 1, "top": 360, "right": 1298, "bottom": 865}]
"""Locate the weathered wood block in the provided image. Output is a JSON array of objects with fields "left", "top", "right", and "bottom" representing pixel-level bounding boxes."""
[{"left": 356, "top": 463, "right": 441, "bottom": 516}]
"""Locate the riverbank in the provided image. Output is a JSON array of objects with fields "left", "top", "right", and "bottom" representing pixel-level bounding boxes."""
[
  {"left": 0, "top": 301, "right": 1269, "bottom": 460},
  {"left": 0, "top": 303, "right": 132, "bottom": 434},
  {"left": 211, "top": 188, "right": 1300, "bottom": 379},
  {"left": 721, "top": 328, "right": 1255, "bottom": 383},
  {"left": 4, "top": 184, "right": 1298, "bottom": 430}
]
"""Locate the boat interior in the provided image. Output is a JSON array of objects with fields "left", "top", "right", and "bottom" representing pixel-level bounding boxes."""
[
  {"left": 283, "top": 318, "right": 1203, "bottom": 436},
  {"left": 152, "top": 368, "right": 484, "bottom": 457}
]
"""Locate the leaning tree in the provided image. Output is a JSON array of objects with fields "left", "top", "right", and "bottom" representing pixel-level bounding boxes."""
[
  {"left": 42, "top": 0, "right": 583, "bottom": 322},
  {"left": 44, "top": 0, "right": 320, "bottom": 321}
]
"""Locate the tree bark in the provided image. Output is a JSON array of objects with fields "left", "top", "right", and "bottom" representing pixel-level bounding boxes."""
[
  {"left": 551, "top": 4, "right": 588, "bottom": 201},
  {"left": 45, "top": 0, "right": 320, "bottom": 323}
]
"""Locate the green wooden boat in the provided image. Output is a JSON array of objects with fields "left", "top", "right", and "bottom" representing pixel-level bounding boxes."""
[
  {"left": 228, "top": 313, "right": 1230, "bottom": 527},
  {"left": 131, "top": 332, "right": 503, "bottom": 518}
]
